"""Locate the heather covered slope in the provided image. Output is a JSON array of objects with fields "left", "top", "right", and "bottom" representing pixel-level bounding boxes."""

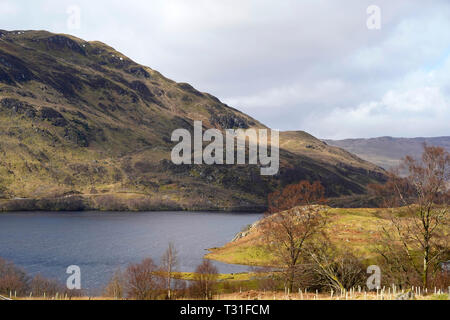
[{"left": 0, "top": 30, "right": 385, "bottom": 211}]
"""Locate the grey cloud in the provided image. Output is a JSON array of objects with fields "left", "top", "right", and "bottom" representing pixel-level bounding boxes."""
[{"left": 1, "top": 0, "right": 449, "bottom": 138}]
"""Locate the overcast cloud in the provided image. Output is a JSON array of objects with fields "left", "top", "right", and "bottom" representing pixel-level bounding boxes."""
[{"left": 1, "top": 0, "right": 449, "bottom": 139}]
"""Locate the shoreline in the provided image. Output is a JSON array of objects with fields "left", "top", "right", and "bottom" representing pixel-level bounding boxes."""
[
  {"left": 0, "top": 193, "right": 385, "bottom": 214},
  {"left": 0, "top": 195, "right": 267, "bottom": 213}
]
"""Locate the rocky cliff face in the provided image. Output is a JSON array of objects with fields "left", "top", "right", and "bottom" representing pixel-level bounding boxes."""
[{"left": 0, "top": 30, "right": 386, "bottom": 211}]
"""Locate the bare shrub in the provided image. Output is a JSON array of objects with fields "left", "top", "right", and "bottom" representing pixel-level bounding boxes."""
[
  {"left": 431, "top": 268, "right": 450, "bottom": 290},
  {"left": 30, "top": 274, "right": 63, "bottom": 297},
  {"left": 104, "top": 269, "right": 125, "bottom": 299},
  {"left": 124, "top": 258, "right": 163, "bottom": 300},
  {"left": 170, "top": 278, "right": 189, "bottom": 300},
  {"left": 0, "top": 258, "right": 29, "bottom": 296},
  {"left": 304, "top": 242, "right": 366, "bottom": 292}
]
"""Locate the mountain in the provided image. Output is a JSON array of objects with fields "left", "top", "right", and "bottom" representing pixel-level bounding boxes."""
[
  {"left": 0, "top": 30, "right": 386, "bottom": 212},
  {"left": 325, "top": 136, "right": 450, "bottom": 171}
]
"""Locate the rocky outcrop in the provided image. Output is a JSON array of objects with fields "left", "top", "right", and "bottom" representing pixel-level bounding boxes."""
[
  {"left": 0, "top": 52, "right": 35, "bottom": 84},
  {"left": 1, "top": 98, "right": 37, "bottom": 117},
  {"left": 43, "top": 35, "right": 86, "bottom": 56},
  {"left": 211, "top": 113, "right": 251, "bottom": 129}
]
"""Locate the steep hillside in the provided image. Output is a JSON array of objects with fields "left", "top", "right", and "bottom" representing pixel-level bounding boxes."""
[
  {"left": 325, "top": 137, "right": 450, "bottom": 170},
  {"left": 0, "top": 30, "right": 386, "bottom": 211}
]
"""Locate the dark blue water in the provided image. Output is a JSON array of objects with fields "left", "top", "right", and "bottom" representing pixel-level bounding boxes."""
[{"left": 0, "top": 211, "right": 261, "bottom": 293}]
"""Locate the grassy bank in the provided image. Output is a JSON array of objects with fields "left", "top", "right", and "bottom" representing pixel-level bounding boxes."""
[{"left": 205, "top": 207, "right": 396, "bottom": 266}]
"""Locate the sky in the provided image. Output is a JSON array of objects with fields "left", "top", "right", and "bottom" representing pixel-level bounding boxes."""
[{"left": 1, "top": 0, "right": 449, "bottom": 139}]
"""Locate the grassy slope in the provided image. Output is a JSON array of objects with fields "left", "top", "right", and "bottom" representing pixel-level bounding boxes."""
[{"left": 206, "top": 207, "right": 394, "bottom": 266}]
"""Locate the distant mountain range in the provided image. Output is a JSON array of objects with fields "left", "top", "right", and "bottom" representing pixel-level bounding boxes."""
[
  {"left": 325, "top": 136, "right": 450, "bottom": 170},
  {"left": 0, "top": 30, "right": 385, "bottom": 211}
]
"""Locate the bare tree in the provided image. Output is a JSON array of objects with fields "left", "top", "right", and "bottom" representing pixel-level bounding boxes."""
[
  {"left": 190, "top": 260, "right": 219, "bottom": 300},
  {"left": 124, "top": 258, "right": 162, "bottom": 300},
  {"left": 261, "top": 181, "right": 327, "bottom": 292},
  {"left": 377, "top": 145, "right": 449, "bottom": 288},
  {"left": 0, "top": 258, "right": 29, "bottom": 296},
  {"left": 104, "top": 269, "right": 125, "bottom": 299},
  {"left": 266, "top": 180, "right": 326, "bottom": 215},
  {"left": 161, "top": 242, "right": 178, "bottom": 299},
  {"left": 304, "top": 241, "right": 366, "bottom": 292}
]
